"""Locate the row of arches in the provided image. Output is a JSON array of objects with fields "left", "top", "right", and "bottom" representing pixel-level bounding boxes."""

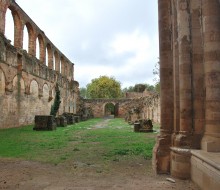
[
  {"left": 2, "top": 1, "right": 73, "bottom": 78},
  {"left": 0, "top": 67, "right": 54, "bottom": 99}
]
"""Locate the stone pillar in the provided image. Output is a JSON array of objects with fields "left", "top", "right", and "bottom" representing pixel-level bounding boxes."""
[
  {"left": 190, "top": 0, "right": 205, "bottom": 149},
  {"left": 171, "top": 0, "right": 193, "bottom": 179},
  {"left": 177, "top": 0, "right": 193, "bottom": 146},
  {"left": 0, "top": 1, "right": 8, "bottom": 34},
  {"left": 13, "top": 14, "right": 23, "bottom": 48},
  {"left": 201, "top": 0, "right": 220, "bottom": 152},
  {"left": 171, "top": 0, "right": 180, "bottom": 140},
  {"left": 153, "top": 0, "right": 173, "bottom": 174}
]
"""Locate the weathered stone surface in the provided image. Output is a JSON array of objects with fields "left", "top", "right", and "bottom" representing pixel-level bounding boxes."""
[
  {"left": 55, "top": 116, "right": 67, "bottom": 127},
  {"left": 154, "top": 0, "right": 220, "bottom": 184},
  {"left": 0, "top": 0, "right": 80, "bottom": 129},
  {"left": 62, "top": 113, "right": 75, "bottom": 125},
  {"left": 84, "top": 93, "right": 160, "bottom": 124},
  {"left": 33, "top": 115, "right": 56, "bottom": 131}
]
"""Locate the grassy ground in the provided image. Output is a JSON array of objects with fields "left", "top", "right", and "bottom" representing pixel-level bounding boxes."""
[{"left": 0, "top": 118, "right": 159, "bottom": 165}]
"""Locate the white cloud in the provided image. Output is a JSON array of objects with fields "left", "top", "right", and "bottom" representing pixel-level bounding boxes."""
[{"left": 11, "top": 0, "right": 159, "bottom": 89}]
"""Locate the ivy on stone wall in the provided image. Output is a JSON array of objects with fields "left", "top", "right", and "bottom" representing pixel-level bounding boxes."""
[{"left": 50, "top": 83, "right": 61, "bottom": 116}]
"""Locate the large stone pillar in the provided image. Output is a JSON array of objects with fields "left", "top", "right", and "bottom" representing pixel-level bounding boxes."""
[
  {"left": 171, "top": 0, "right": 180, "bottom": 141},
  {"left": 171, "top": 0, "right": 193, "bottom": 179},
  {"left": 201, "top": 0, "right": 220, "bottom": 152},
  {"left": 0, "top": 0, "right": 9, "bottom": 34},
  {"left": 153, "top": 0, "right": 173, "bottom": 174},
  {"left": 190, "top": 0, "right": 204, "bottom": 149}
]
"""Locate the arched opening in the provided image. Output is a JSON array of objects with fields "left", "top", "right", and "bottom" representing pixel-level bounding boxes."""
[
  {"left": 46, "top": 44, "right": 53, "bottom": 69},
  {"left": 104, "top": 103, "right": 115, "bottom": 117},
  {"left": 42, "top": 83, "right": 49, "bottom": 100},
  {"left": 53, "top": 53, "right": 56, "bottom": 70},
  {"left": 30, "top": 80, "right": 39, "bottom": 97},
  {"left": 60, "top": 56, "right": 65, "bottom": 75},
  {"left": 25, "top": 22, "right": 35, "bottom": 55},
  {"left": 23, "top": 25, "right": 28, "bottom": 51},
  {"left": 59, "top": 60, "right": 62, "bottom": 74},
  {"left": 36, "top": 34, "right": 44, "bottom": 62},
  {"left": 54, "top": 51, "right": 59, "bottom": 72},
  {"left": 45, "top": 47, "right": 48, "bottom": 66},
  {"left": 0, "top": 68, "right": 5, "bottom": 95},
  {"left": 5, "top": 9, "right": 14, "bottom": 44},
  {"left": 36, "top": 37, "right": 40, "bottom": 59}
]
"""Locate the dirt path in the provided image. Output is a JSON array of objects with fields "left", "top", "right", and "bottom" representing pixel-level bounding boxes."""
[{"left": 0, "top": 120, "right": 200, "bottom": 190}]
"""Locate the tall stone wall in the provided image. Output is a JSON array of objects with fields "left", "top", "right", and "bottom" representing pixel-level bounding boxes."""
[
  {"left": 154, "top": 0, "right": 220, "bottom": 182},
  {"left": 0, "top": 0, "right": 79, "bottom": 129}
]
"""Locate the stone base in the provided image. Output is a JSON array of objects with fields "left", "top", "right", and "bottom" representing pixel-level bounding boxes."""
[
  {"left": 139, "top": 129, "right": 154, "bottom": 133},
  {"left": 74, "top": 116, "right": 80, "bottom": 123},
  {"left": 56, "top": 116, "right": 67, "bottom": 127},
  {"left": 191, "top": 150, "right": 220, "bottom": 190},
  {"left": 152, "top": 134, "right": 172, "bottom": 174},
  {"left": 170, "top": 147, "right": 191, "bottom": 179},
  {"left": 34, "top": 115, "right": 56, "bottom": 131}
]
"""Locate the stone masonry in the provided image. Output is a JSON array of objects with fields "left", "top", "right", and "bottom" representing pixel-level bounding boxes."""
[
  {"left": 0, "top": 0, "right": 80, "bottom": 128},
  {"left": 84, "top": 93, "right": 160, "bottom": 123},
  {"left": 154, "top": 0, "right": 220, "bottom": 188}
]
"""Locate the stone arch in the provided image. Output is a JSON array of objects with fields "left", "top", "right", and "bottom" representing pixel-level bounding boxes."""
[
  {"left": 0, "top": 68, "right": 6, "bottom": 95},
  {"left": 46, "top": 43, "right": 53, "bottom": 69},
  {"left": 36, "top": 33, "right": 45, "bottom": 62},
  {"left": 22, "top": 24, "right": 28, "bottom": 51},
  {"left": 54, "top": 50, "right": 60, "bottom": 72},
  {"left": 60, "top": 56, "right": 65, "bottom": 74},
  {"left": 5, "top": 8, "right": 14, "bottom": 44},
  {"left": 42, "top": 83, "right": 49, "bottom": 100},
  {"left": 8, "top": 6, "right": 22, "bottom": 48},
  {"left": 30, "top": 79, "right": 39, "bottom": 97},
  {"left": 104, "top": 102, "right": 116, "bottom": 117},
  {"left": 24, "top": 22, "right": 35, "bottom": 55}
]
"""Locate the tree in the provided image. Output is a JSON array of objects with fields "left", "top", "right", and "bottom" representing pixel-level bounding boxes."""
[
  {"left": 80, "top": 87, "right": 87, "bottom": 98},
  {"left": 86, "top": 76, "right": 122, "bottom": 98},
  {"left": 133, "top": 84, "right": 146, "bottom": 92},
  {"left": 153, "top": 60, "right": 160, "bottom": 93}
]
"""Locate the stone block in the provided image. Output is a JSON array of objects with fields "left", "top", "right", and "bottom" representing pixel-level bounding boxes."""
[
  {"left": 33, "top": 115, "right": 56, "bottom": 131},
  {"left": 59, "top": 116, "right": 67, "bottom": 127},
  {"left": 191, "top": 150, "right": 220, "bottom": 190},
  {"left": 74, "top": 116, "right": 80, "bottom": 123}
]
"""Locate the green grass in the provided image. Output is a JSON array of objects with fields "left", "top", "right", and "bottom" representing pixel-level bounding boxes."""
[{"left": 0, "top": 118, "right": 159, "bottom": 165}]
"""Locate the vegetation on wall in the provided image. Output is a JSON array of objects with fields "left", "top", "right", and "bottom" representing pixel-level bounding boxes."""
[{"left": 50, "top": 83, "right": 61, "bottom": 116}]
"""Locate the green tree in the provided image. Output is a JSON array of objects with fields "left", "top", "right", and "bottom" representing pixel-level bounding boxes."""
[
  {"left": 133, "top": 84, "right": 146, "bottom": 92},
  {"left": 153, "top": 60, "right": 160, "bottom": 93},
  {"left": 80, "top": 87, "right": 87, "bottom": 98},
  {"left": 86, "top": 76, "right": 122, "bottom": 98}
]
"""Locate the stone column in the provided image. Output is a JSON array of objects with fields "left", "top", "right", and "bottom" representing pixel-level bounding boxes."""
[
  {"left": 153, "top": 0, "right": 174, "bottom": 174},
  {"left": 171, "top": 0, "right": 193, "bottom": 179},
  {"left": 201, "top": 0, "right": 220, "bottom": 152},
  {"left": 171, "top": 0, "right": 180, "bottom": 140},
  {"left": 190, "top": 0, "right": 205, "bottom": 149},
  {"left": 0, "top": 1, "right": 8, "bottom": 34}
]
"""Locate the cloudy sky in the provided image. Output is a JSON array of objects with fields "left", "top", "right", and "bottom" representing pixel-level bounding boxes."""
[{"left": 12, "top": 0, "right": 159, "bottom": 88}]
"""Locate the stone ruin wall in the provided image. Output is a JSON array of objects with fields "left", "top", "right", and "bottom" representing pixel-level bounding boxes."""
[
  {"left": 83, "top": 93, "right": 160, "bottom": 124},
  {"left": 154, "top": 0, "right": 220, "bottom": 187},
  {"left": 0, "top": 0, "right": 79, "bottom": 129}
]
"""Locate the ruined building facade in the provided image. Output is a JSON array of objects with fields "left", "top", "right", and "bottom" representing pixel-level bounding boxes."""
[
  {"left": 0, "top": 0, "right": 79, "bottom": 128},
  {"left": 83, "top": 93, "right": 160, "bottom": 124},
  {"left": 153, "top": 0, "right": 220, "bottom": 188}
]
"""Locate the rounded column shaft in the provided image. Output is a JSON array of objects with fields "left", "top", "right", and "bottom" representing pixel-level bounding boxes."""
[{"left": 201, "top": 0, "right": 220, "bottom": 152}]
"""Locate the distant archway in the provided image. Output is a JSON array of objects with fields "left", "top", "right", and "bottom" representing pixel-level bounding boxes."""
[{"left": 104, "top": 103, "right": 116, "bottom": 117}]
